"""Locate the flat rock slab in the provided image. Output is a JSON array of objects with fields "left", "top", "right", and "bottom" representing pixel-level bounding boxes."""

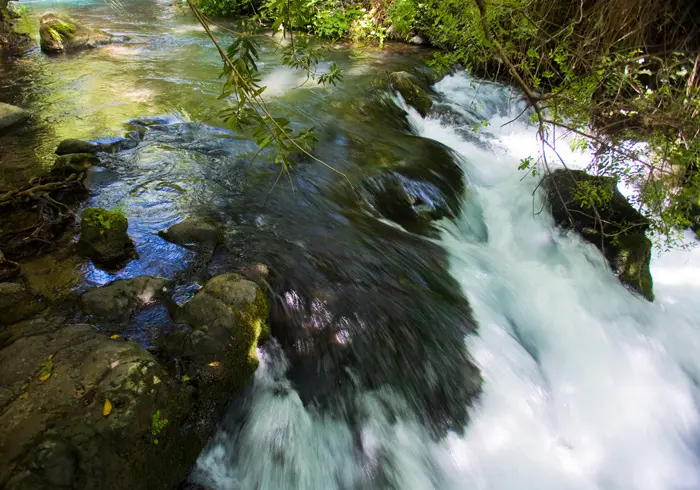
[
  {"left": 0, "top": 103, "right": 30, "bottom": 132},
  {"left": 0, "top": 324, "right": 193, "bottom": 490},
  {"left": 82, "top": 276, "right": 168, "bottom": 323}
]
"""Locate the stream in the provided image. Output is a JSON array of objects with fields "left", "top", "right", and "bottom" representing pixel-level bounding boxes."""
[{"left": 2, "top": 1, "right": 700, "bottom": 489}]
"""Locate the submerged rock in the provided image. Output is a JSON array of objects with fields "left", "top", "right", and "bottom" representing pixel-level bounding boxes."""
[
  {"left": 39, "top": 13, "right": 114, "bottom": 54},
  {"left": 158, "top": 217, "right": 223, "bottom": 250},
  {"left": 0, "top": 282, "right": 45, "bottom": 325},
  {"left": 543, "top": 169, "right": 654, "bottom": 300},
  {"left": 0, "top": 103, "right": 29, "bottom": 132},
  {"left": 0, "top": 324, "right": 193, "bottom": 490},
  {"left": 82, "top": 276, "right": 168, "bottom": 323},
  {"left": 172, "top": 273, "right": 269, "bottom": 383},
  {"left": 389, "top": 71, "right": 433, "bottom": 117},
  {"left": 53, "top": 153, "right": 99, "bottom": 174},
  {"left": 55, "top": 139, "right": 100, "bottom": 155},
  {"left": 77, "top": 208, "right": 135, "bottom": 268}
]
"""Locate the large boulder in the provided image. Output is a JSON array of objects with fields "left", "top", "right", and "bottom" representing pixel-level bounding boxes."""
[
  {"left": 389, "top": 71, "right": 433, "bottom": 117},
  {"left": 0, "top": 282, "right": 45, "bottom": 325},
  {"left": 543, "top": 169, "right": 654, "bottom": 300},
  {"left": 77, "top": 208, "right": 135, "bottom": 268},
  {"left": 0, "top": 103, "right": 29, "bottom": 132},
  {"left": 158, "top": 217, "right": 223, "bottom": 250},
  {"left": 39, "top": 13, "right": 114, "bottom": 54},
  {"left": 82, "top": 276, "right": 169, "bottom": 323},
  {"left": 0, "top": 324, "right": 194, "bottom": 490},
  {"left": 172, "top": 273, "right": 269, "bottom": 384}
]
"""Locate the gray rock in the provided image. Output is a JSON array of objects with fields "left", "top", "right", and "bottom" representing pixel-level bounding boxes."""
[
  {"left": 39, "top": 13, "right": 115, "bottom": 54},
  {"left": 408, "top": 35, "right": 426, "bottom": 45},
  {"left": 55, "top": 139, "right": 100, "bottom": 155},
  {"left": 82, "top": 276, "right": 168, "bottom": 323},
  {"left": 0, "top": 282, "right": 44, "bottom": 325},
  {"left": 543, "top": 169, "right": 654, "bottom": 301},
  {"left": 158, "top": 217, "right": 223, "bottom": 250},
  {"left": 0, "top": 103, "right": 29, "bottom": 132},
  {"left": 0, "top": 324, "right": 194, "bottom": 490},
  {"left": 77, "top": 208, "right": 135, "bottom": 267}
]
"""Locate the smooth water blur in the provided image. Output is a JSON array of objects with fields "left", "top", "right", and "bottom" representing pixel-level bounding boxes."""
[{"left": 194, "top": 75, "right": 700, "bottom": 489}]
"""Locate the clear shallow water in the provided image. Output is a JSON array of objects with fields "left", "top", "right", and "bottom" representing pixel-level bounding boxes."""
[{"left": 193, "top": 75, "right": 700, "bottom": 489}]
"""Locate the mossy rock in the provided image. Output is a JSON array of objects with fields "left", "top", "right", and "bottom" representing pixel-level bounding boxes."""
[
  {"left": 39, "top": 13, "right": 113, "bottom": 54},
  {"left": 77, "top": 208, "right": 135, "bottom": 268},
  {"left": 389, "top": 71, "right": 433, "bottom": 117},
  {"left": 172, "top": 273, "right": 270, "bottom": 388},
  {"left": 53, "top": 153, "right": 99, "bottom": 175},
  {"left": 542, "top": 169, "right": 654, "bottom": 301}
]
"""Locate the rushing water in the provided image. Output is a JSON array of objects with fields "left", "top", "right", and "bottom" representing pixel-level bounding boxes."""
[
  {"left": 3, "top": 2, "right": 700, "bottom": 489},
  {"left": 192, "top": 77, "right": 700, "bottom": 489}
]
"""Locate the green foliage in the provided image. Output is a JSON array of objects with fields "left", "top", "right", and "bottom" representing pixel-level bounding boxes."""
[
  {"left": 193, "top": 0, "right": 256, "bottom": 17},
  {"left": 150, "top": 410, "right": 169, "bottom": 445}
]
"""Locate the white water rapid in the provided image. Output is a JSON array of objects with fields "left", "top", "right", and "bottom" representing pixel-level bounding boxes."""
[{"left": 194, "top": 73, "right": 700, "bottom": 490}]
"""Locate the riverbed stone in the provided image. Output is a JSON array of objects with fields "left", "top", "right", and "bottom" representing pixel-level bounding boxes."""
[
  {"left": 543, "top": 169, "right": 654, "bottom": 300},
  {"left": 39, "top": 13, "right": 114, "bottom": 54},
  {"left": 389, "top": 71, "right": 433, "bottom": 117},
  {"left": 0, "top": 103, "right": 29, "bottom": 132},
  {"left": 158, "top": 217, "right": 223, "bottom": 250},
  {"left": 0, "top": 282, "right": 45, "bottom": 325},
  {"left": 77, "top": 208, "right": 135, "bottom": 267},
  {"left": 55, "top": 139, "right": 100, "bottom": 155},
  {"left": 82, "top": 276, "right": 169, "bottom": 323},
  {"left": 53, "top": 153, "right": 99, "bottom": 174},
  {"left": 172, "top": 273, "right": 269, "bottom": 383},
  {"left": 0, "top": 324, "right": 194, "bottom": 490}
]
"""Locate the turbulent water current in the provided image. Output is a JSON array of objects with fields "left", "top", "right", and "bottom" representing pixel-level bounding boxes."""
[{"left": 192, "top": 74, "right": 700, "bottom": 490}]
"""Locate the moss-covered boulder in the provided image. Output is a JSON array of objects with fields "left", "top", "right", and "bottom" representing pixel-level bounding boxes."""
[
  {"left": 542, "top": 169, "right": 654, "bottom": 301},
  {"left": 389, "top": 71, "right": 433, "bottom": 117},
  {"left": 0, "top": 324, "right": 195, "bottom": 490},
  {"left": 172, "top": 273, "right": 269, "bottom": 385},
  {"left": 39, "top": 13, "right": 114, "bottom": 54},
  {"left": 0, "top": 282, "right": 46, "bottom": 325},
  {"left": 77, "top": 208, "right": 135, "bottom": 268},
  {"left": 158, "top": 216, "right": 223, "bottom": 250}
]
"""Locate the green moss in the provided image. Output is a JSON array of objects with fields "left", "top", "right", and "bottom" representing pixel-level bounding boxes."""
[
  {"left": 82, "top": 207, "right": 127, "bottom": 237},
  {"left": 389, "top": 72, "right": 433, "bottom": 117},
  {"left": 615, "top": 233, "right": 654, "bottom": 301}
]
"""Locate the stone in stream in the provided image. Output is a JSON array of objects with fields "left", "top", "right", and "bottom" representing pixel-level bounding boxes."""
[
  {"left": 158, "top": 217, "right": 223, "bottom": 250},
  {"left": 0, "top": 324, "right": 194, "bottom": 490},
  {"left": 0, "top": 282, "right": 46, "bottom": 325},
  {"left": 0, "top": 102, "right": 29, "bottom": 132},
  {"left": 55, "top": 138, "right": 101, "bottom": 155},
  {"left": 389, "top": 71, "right": 433, "bottom": 117},
  {"left": 542, "top": 169, "right": 654, "bottom": 301},
  {"left": 39, "top": 13, "right": 116, "bottom": 54},
  {"left": 82, "top": 276, "right": 169, "bottom": 323},
  {"left": 77, "top": 208, "right": 136, "bottom": 268}
]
